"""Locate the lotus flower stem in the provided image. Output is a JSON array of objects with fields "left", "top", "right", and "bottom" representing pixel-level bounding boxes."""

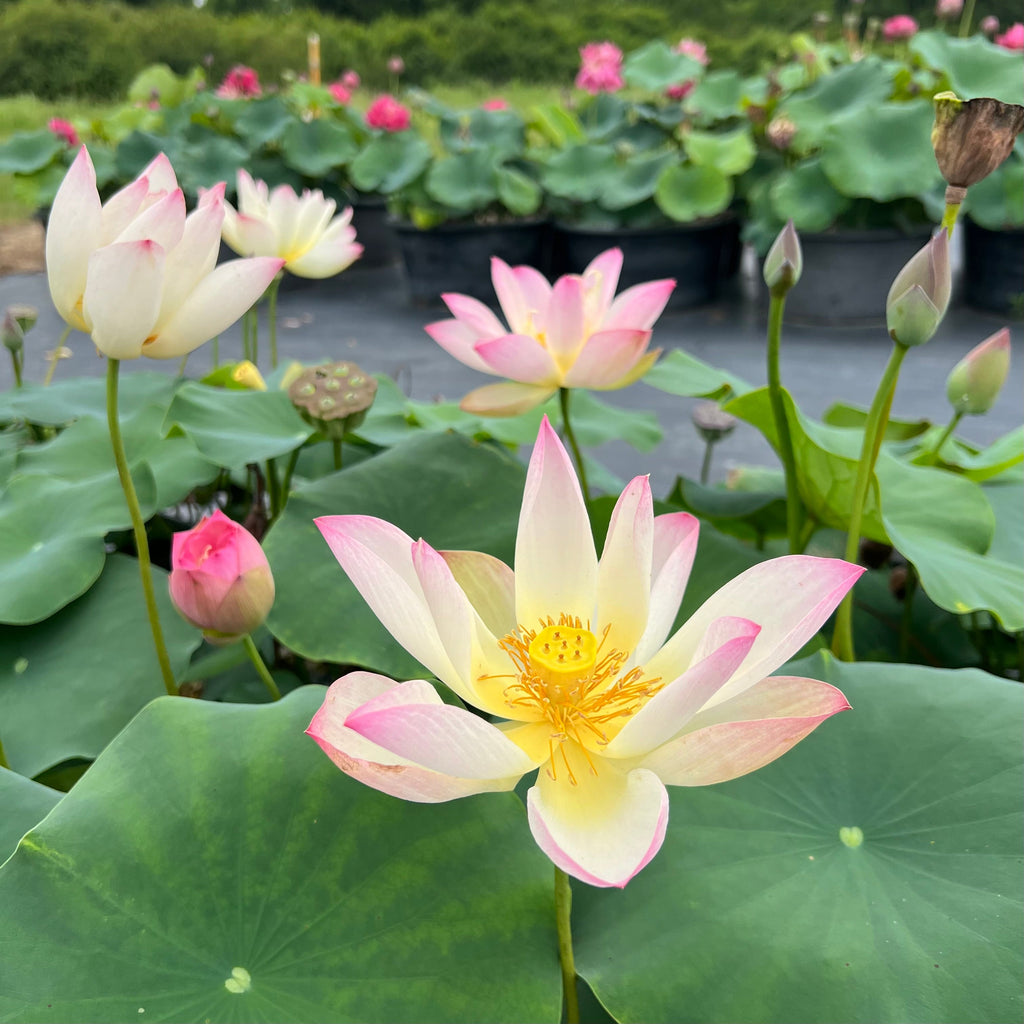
[
  {"left": 267, "top": 275, "right": 282, "bottom": 369},
  {"left": 266, "top": 458, "right": 282, "bottom": 519},
  {"left": 242, "top": 634, "right": 281, "bottom": 702},
  {"left": 177, "top": 353, "right": 188, "bottom": 377},
  {"left": 249, "top": 307, "right": 259, "bottom": 369},
  {"left": 958, "top": 0, "right": 976, "bottom": 36},
  {"left": 766, "top": 293, "right": 804, "bottom": 553},
  {"left": 554, "top": 867, "right": 579, "bottom": 1024},
  {"left": 7, "top": 346, "right": 22, "bottom": 389},
  {"left": 332, "top": 439, "right": 343, "bottom": 471},
  {"left": 700, "top": 439, "right": 715, "bottom": 485},
  {"left": 898, "top": 564, "right": 918, "bottom": 661},
  {"left": 281, "top": 446, "right": 301, "bottom": 499},
  {"left": 211, "top": 335, "right": 219, "bottom": 369},
  {"left": 832, "top": 343, "right": 909, "bottom": 660},
  {"left": 559, "top": 388, "right": 591, "bottom": 504},
  {"left": 920, "top": 409, "right": 963, "bottom": 466},
  {"left": 106, "top": 358, "right": 177, "bottom": 697},
  {"left": 941, "top": 203, "right": 960, "bottom": 233},
  {"left": 0, "top": 735, "right": 9, "bottom": 770},
  {"left": 42, "top": 324, "right": 72, "bottom": 386}
]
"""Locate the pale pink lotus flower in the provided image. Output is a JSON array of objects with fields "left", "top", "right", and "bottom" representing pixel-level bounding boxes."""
[
  {"left": 995, "top": 22, "right": 1024, "bottom": 48},
  {"left": 216, "top": 65, "right": 262, "bottom": 99},
  {"left": 482, "top": 97, "right": 510, "bottom": 111},
  {"left": 47, "top": 117, "right": 79, "bottom": 147},
  {"left": 424, "top": 248, "right": 674, "bottom": 416},
  {"left": 883, "top": 14, "right": 919, "bottom": 39},
  {"left": 308, "top": 418, "right": 862, "bottom": 887},
  {"left": 935, "top": 0, "right": 963, "bottom": 18},
  {"left": 387, "top": 55, "right": 405, "bottom": 75},
  {"left": 341, "top": 69, "right": 361, "bottom": 90},
  {"left": 365, "top": 94, "right": 412, "bottom": 131},
  {"left": 328, "top": 81, "right": 352, "bottom": 105},
  {"left": 169, "top": 510, "right": 275, "bottom": 644},
  {"left": 980, "top": 15, "right": 1000, "bottom": 34},
  {"left": 575, "top": 41, "right": 625, "bottom": 94},
  {"left": 221, "top": 169, "right": 363, "bottom": 279},
  {"left": 674, "top": 37, "right": 710, "bottom": 65},
  {"left": 45, "top": 147, "right": 283, "bottom": 360}
]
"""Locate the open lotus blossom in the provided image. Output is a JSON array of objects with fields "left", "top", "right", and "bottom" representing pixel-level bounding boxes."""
[
  {"left": 47, "top": 117, "right": 79, "bottom": 147},
  {"left": 216, "top": 64, "right": 262, "bottom": 99},
  {"left": 882, "top": 14, "right": 919, "bottom": 39},
  {"left": 45, "top": 147, "right": 283, "bottom": 360},
  {"left": 308, "top": 419, "right": 862, "bottom": 887},
  {"left": 365, "top": 94, "right": 412, "bottom": 132},
  {"left": 221, "top": 169, "right": 363, "bottom": 279},
  {"left": 425, "top": 248, "right": 674, "bottom": 416},
  {"left": 575, "top": 41, "right": 625, "bottom": 94},
  {"left": 328, "top": 81, "right": 351, "bottom": 105}
]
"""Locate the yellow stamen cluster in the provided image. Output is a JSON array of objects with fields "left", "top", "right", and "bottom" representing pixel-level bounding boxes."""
[{"left": 489, "top": 614, "right": 663, "bottom": 784}]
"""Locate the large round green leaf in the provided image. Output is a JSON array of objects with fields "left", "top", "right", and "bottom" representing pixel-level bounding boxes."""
[
  {"left": 575, "top": 655, "right": 1023, "bottom": 1024},
  {"left": 599, "top": 153, "right": 674, "bottom": 211},
  {"left": 910, "top": 29, "right": 1024, "bottom": 104},
  {"left": 622, "top": 40, "right": 703, "bottom": 93},
  {"left": 0, "top": 554, "right": 200, "bottom": 777},
  {"left": 265, "top": 431, "right": 526, "bottom": 676},
  {"left": 770, "top": 157, "right": 851, "bottom": 232},
  {"left": 426, "top": 150, "right": 498, "bottom": 212},
  {"left": 0, "top": 768, "right": 60, "bottom": 863},
  {"left": 654, "top": 163, "right": 732, "bottom": 222},
  {"left": 0, "top": 130, "right": 61, "bottom": 174},
  {"left": 540, "top": 145, "right": 618, "bottom": 202},
  {"left": 685, "top": 71, "right": 744, "bottom": 122},
  {"left": 683, "top": 126, "right": 756, "bottom": 177},
  {"left": 0, "top": 689, "right": 560, "bottom": 1023},
  {"left": 232, "top": 96, "right": 294, "bottom": 149},
  {"left": 281, "top": 119, "right": 358, "bottom": 178},
  {"left": 349, "top": 133, "right": 432, "bottom": 195}
]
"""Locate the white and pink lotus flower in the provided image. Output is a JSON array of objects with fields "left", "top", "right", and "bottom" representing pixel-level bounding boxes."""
[
  {"left": 425, "top": 248, "right": 675, "bottom": 416},
  {"left": 308, "top": 419, "right": 862, "bottom": 887}
]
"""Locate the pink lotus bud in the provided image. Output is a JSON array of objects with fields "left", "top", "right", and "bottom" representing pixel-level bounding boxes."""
[
  {"left": 48, "top": 118, "right": 79, "bottom": 148},
  {"left": 935, "top": 0, "right": 963, "bottom": 19},
  {"left": 328, "top": 81, "right": 352, "bottom": 105},
  {"left": 945, "top": 328, "right": 1011, "bottom": 414},
  {"left": 341, "top": 69, "right": 361, "bottom": 90},
  {"left": 365, "top": 94, "right": 411, "bottom": 132},
  {"left": 665, "top": 80, "right": 695, "bottom": 101},
  {"left": 885, "top": 232, "right": 951, "bottom": 347},
  {"left": 883, "top": 14, "right": 919, "bottom": 40},
  {"left": 169, "top": 510, "right": 275, "bottom": 643},
  {"left": 674, "top": 37, "right": 709, "bottom": 65},
  {"left": 980, "top": 15, "right": 999, "bottom": 34},
  {"left": 216, "top": 65, "right": 262, "bottom": 99},
  {"left": 763, "top": 220, "right": 803, "bottom": 295},
  {"left": 995, "top": 22, "right": 1024, "bottom": 49},
  {"left": 387, "top": 55, "right": 405, "bottom": 75}
]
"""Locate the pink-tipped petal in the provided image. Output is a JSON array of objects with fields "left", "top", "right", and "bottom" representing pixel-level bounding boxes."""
[
  {"left": 596, "top": 476, "right": 653, "bottom": 655},
  {"left": 491, "top": 256, "right": 533, "bottom": 335},
  {"left": 225, "top": 212, "right": 278, "bottom": 258},
  {"left": 512, "top": 264, "right": 553, "bottom": 317},
  {"left": 140, "top": 153, "right": 179, "bottom": 195},
  {"left": 112, "top": 187, "right": 185, "bottom": 252},
  {"left": 644, "top": 556, "right": 864, "bottom": 707},
  {"left": 515, "top": 417, "right": 598, "bottom": 628},
  {"left": 637, "top": 675, "right": 850, "bottom": 785},
  {"left": 307, "top": 672, "right": 533, "bottom": 802},
  {"left": 425, "top": 319, "right": 495, "bottom": 374},
  {"left": 99, "top": 175, "right": 150, "bottom": 245},
  {"left": 607, "top": 616, "right": 761, "bottom": 757},
  {"left": 441, "top": 292, "right": 508, "bottom": 338},
  {"left": 459, "top": 381, "right": 556, "bottom": 416},
  {"left": 82, "top": 239, "right": 165, "bottom": 360},
  {"left": 562, "top": 328, "right": 651, "bottom": 388},
  {"left": 474, "top": 333, "right": 561, "bottom": 385},
  {"left": 155, "top": 198, "right": 225, "bottom": 326},
  {"left": 582, "top": 247, "right": 623, "bottom": 323},
  {"left": 604, "top": 279, "right": 676, "bottom": 330},
  {"left": 541, "top": 274, "right": 587, "bottom": 362},
  {"left": 439, "top": 550, "right": 517, "bottom": 638},
  {"left": 632, "top": 513, "right": 700, "bottom": 664},
  {"left": 142, "top": 256, "right": 284, "bottom": 359},
  {"left": 527, "top": 746, "right": 669, "bottom": 887}
]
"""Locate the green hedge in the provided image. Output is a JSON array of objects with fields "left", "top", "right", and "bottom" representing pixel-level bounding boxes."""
[{"left": 0, "top": 0, "right": 790, "bottom": 100}]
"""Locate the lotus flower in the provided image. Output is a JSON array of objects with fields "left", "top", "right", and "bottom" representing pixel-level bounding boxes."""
[
  {"left": 216, "top": 65, "right": 261, "bottom": 99},
  {"left": 886, "top": 231, "right": 951, "bottom": 347},
  {"left": 995, "top": 22, "right": 1024, "bottom": 49},
  {"left": 45, "top": 147, "right": 283, "bottom": 360},
  {"left": 365, "top": 95, "right": 411, "bottom": 132},
  {"left": 425, "top": 248, "right": 674, "bottom": 416},
  {"left": 221, "top": 169, "right": 363, "bottom": 279},
  {"left": 575, "top": 41, "right": 625, "bottom": 94},
  {"left": 883, "top": 14, "right": 919, "bottom": 39},
  {"left": 328, "top": 81, "right": 351, "bottom": 105},
  {"left": 47, "top": 118, "right": 79, "bottom": 147},
  {"left": 307, "top": 418, "right": 862, "bottom": 887},
  {"left": 945, "top": 328, "right": 1011, "bottom": 415}
]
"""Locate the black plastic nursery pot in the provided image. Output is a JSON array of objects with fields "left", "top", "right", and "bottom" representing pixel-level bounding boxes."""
[
  {"left": 349, "top": 195, "right": 399, "bottom": 269},
  {"left": 551, "top": 215, "right": 741, "bottom": 311},
  {"left": 963, "top": 218, "right": 1024, "bottom": 318},
  {"left": 777, "top": 228, "right": 932, "bottom": 326},
  {"left": 392, "top": 218, "right": 551, "bottom": 305}
]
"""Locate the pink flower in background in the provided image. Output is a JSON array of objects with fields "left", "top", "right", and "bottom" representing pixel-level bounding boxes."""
[
  {"left": 575, "top": 41, "right": 624, "bottom": 94},
  {"left": 995, "top": 22, "right": 1024, "bottom": 48},
  {"left": 674, "top": 37, "right": 710, "bottom": 65},
  {"left": 365, "top": 94, "right": 411, "bottom": 131},
  {"left": 665, "top": 81, "right": 696, "bottom": 101},
  {"left": 48, "top": 118, "right": 79, "bottom": 147},
  {"left": 387, "top": 55, "right": 405, "bottom": 75},
  {"left": 328, "top": 81, "right": 351, "bottom": 104},
  {"left": 308, "top": 417, "right": 862, "bottom": 887},
  {"left": 482, "top": 98, "right": 509, "bottom": 111},
  {"left": 341, "top": 69, "right": 361, "bottom": 90},
  {"left": 425, "top": 248, "right": 675, "bottom": 416},
  {"left": 935, "top": 0, "right": 963, "bottom": 18},
  {"left": 169, "top": 510, "right": 275, "bottom": 643},
  {"left": 216, "top": 65, "right": 262, "bottom": 99},
  {"left": 883, "top": 14, "right": 919, "bottom": 39},
  {"left": 980, "top": 15, "right": 999, "bottom": 34}
]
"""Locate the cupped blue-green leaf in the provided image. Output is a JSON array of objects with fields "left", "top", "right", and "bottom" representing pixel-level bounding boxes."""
[
  {"left": 643, "top": 349, "right": 752, "bottom": 401},
  {"left": 265, "top": 431, "right": 526, "bottom": 675},
  {"left": 0, "top": 769, "right": 60, "bottom": 864},
  {"left": 426, "top": 150, "right": 498, "bottom": 211},
  {"left": 964, "top": 154, "right": 1024, "bottom": 230},
  {"left": 528, "top": 103, "right": 586, "bottom": 146},
  {"left": 686, "top": 71, "right": 744, "bottom": 121},
  {"left": 0, "top": 130, "right": 62, "bottom": 174},
  {"left": 770, "top": 157, "right": 851, "bottom": 231},
  {"left": 495, "top": 165, "right": 542, "bottom": 216},
  {"left": 280, "top": 119, "right": 358, "bottom": 177},
  {"left": 439, "top": 107, "right": 525, "bottom": 158},
  {"left": 655, "top": 163, "right": 732, "bottom": 222},
  {"left": 540, "top": 144, "right": 618, "bottom": 201},
  {"left": 911, "top": 29, "right": 1024, "bottom": 103},
  {"left": 349, "top": 133, "right": 432, "bottom": 194},
  {"left": 599, "top": 152, "right": 674, "bottom": 210},
  {"left": 823, "top": 402, "right": 931, "bottom": 441},
  {"left": 684, "top": 126, "right": 756, "bottom": 176},
  {"left": 163, "top": 383, "right": 312, "bottom": 468},
  {"left": 0, "top": 554, "right": 200, "bottom": 777},
  {"left": 0, "top": 689, "right": 560, "bottom": 1023},
  {"left": 231, "top": 96, "right": 294, "bottom": 148},
  {"left": 821, "top": 101, "right": 943, "bottom": 201},
  {"left": 623, "top": 40, "right": 703, "bottom": 93},
  {"left": 115, "top": 130, "right": 182, "bottom": 181},
  {"left": 669, "top": 476, "right": 787, "bottom": 545},
  {"left": 576, "top": 654, "right": 1024, "bottom": 1024},
  {"left": 175, "top": 136, "right": 249, "bottom": 194},
  {"left": 913, "top": 426, "right": 1024, "bottom": 482}
]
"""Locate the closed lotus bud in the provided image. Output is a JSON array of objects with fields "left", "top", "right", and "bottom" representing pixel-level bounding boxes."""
[
  {"left": 288, "top": 360, "right": 378, "bottom": 439},
  {"left": 980, "top": 15, "right": 999, "bottom": 35},
  {"left": 7, "top": 304, "right": 38, "bottom": 334},
  {"left": 766, "top": 115, "right": 796, "bottom": 150},
  {"left": 169, "top": 509, "right": 275, "bottom": 644},
  {"left": 691, "top": 401, "right": 737, "bottom": 443},
  {"left": 2, "top": 311, "right": 24, "bottom": 355},
  {"left": 763, "top": 220, "right": 803, "bottom": 296},
  {"left": 886, "top": 232, "right": 951, "bottom": 347},
  {"left": 931, "top": 92, "right": 1024, "bottom": 206},
  {"left": 945, "top": 328, "right": 1011, "bottom": 415}
]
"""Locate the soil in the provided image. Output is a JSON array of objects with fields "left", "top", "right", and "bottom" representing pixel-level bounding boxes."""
[{"left": 0, "top": 220, "right": 46, "bottom": 276}]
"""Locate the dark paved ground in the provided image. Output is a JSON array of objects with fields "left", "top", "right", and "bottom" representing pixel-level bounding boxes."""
[{"left": 1, "top": 256, "right": 1020, "bottom": 496}]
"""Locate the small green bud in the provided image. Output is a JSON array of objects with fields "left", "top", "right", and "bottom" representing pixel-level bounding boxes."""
[
  {"left": 945, "top": 328, "right": 1011, "bottom": 415},
  {"left": 763, "top": 220, "right": 802, "bottom": 296},
  {"left": 886, "top": 232, "right": 950, "bottom": 348},
  {"left": 7, "top": 304, "right": 38, "bottom": 334},
  {"left": 1, "top": 312, "right": 24, "bottom": 355}
]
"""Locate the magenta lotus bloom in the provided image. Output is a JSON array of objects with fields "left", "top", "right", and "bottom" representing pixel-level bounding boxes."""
[
  {"left": 883, "top": 14, "right": 919, "bottom": 39},
  {"left": 45, "top": 147, "right": 283, "bottom": 360},
  {"left": 169, "top": 510, "right": 275, "bottom": 643},
  {"left": 575, "top": 41, "right": 625, "bottom": 94},
  {"left": 425, "top": 248, "right": 675, "bottom": 416},
  {"left": 216, "top": 65, "right": 261, "bottom": 99},
  {"left": 308, "top": 419, "right": 862, "bottom": 887},
  {"left": 995, "top": 22, "right": 1024, "bottom": 48},
  {"left": 482, "top": 97, "right": 509, "bottom": 111},
  {"left": 328, "top": 81, "right": 351, "bottom": 105},
  {"left": 387, "top": 55, "right": 405, "bottom": 75},
  {"left": 48, "top": 117, "right": 79, "bottom": 147},
  {"left": 980, "top": 15, "right": 1000, "bottom": 35},
  {"left": 341, "top": 69, "right": 361, "bottom": 90},
  {"left": 365, "top": 95, "right": 412, "bottom": 132}
]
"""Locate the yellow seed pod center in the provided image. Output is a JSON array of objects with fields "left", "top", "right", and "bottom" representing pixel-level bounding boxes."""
[{"left": 528, "top": 624, "right": 598, "bottom": 682}]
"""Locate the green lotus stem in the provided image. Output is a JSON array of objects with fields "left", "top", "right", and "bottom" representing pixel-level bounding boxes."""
[
  {"left": 280, "top": 446, "right": 302, "bottom": 501},
  {"left": 559, "top": 388, "right": 591, "bottom": 505},
  {"left": 0, "top": 735, "right": 9, "bottom": 770},
  {"left": 332, "top": 438, "right": 343, "bottom": 471},
  {"left": 941, "top": 202, "right": 960, "bottom": 233},
  {"left": 554, "top": 867, "right": 579, "bottom": 1024},
  {"left": 106, "top": 358, "right": 177, "bottom": 697},
  {"left": 898, "top": 564, "right": 918, "bottom": 661},
  {"left": 242, "top": 633, "right": 281, "bottom": 702},
  {"left": 177, "top": 353, "right": 188, "bottom": 377},
  {"left": 267, "top": 274, "right": 282, "bottom": 369},
  {"left": 266, "top": 458, "right": 282, "bottom": 519},
  {"left": 920, "top": 410, "right": 963, "bottom": 466},
  {"left": 43, "top": 324, "right": 72, "bottom": 386},
  {"left": 242, "top": 310, "right": 251, "bottom": 362},
  {"left": 958, "top": 0, "right": 976, "bottom": 36},
  {"left": 211, "top": 335, "right": 219, "bottom": 368},
  {"left": 832, "top": 343, "right": 909, "bottom": 661},
  {"left": 8, "top": 347, "right": 22, "bottom": 388},
  {"left": 250, "top": 306, "right": 259, "bottom": 369},
  {"left": 1016, "top": 631, "right": 1023, "bottom": 682},
  {"left": 766, "top": 292, "right": 804, "bottom": 554},
  {"left": 700, "top": 439, "right": 715, "bottom": 485}
]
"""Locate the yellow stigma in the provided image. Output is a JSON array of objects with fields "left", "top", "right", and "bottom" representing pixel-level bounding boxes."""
[{"left": 528, "top": 624, "right": 599, "bottom": 683}]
